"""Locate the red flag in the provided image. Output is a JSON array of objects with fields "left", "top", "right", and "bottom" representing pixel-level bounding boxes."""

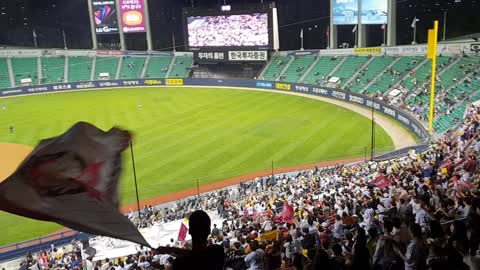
[
  {"left": 372, "top": 175, "right": 390, "bottom": 189},
  {"left": 0, "top": 122, "right": 150, "bottom": 247},
  {"left": 449, "top": 175, "right": 473, "bottom": 200},
  {"left": 282, "top": 201, "right": 294, "bottom": 222},
  {"left": 177, "top": 222, "right": 188, "bottom": 243}
]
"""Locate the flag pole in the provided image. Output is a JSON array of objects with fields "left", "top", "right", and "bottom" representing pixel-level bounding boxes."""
[
  {"left": 300, "top": 28, "right": 304, "bottom": 50},
  {"left": 172, "top": 32, "right": 176, "bottom": 52},
  {"left": 412, "top": 19, "right": 417, "bottom": 44},
  {"left": 442, "top": 10, "right": 447, "bottom": 41},
  {"left": 383, "top": 25, "right": 387, "bottom": 46},
  {"left": 130, "top": 142, "right": 142, "bottom": 222},
  {"left": 271, "top": 160, "right": 274, "bottom": 182},
  {"left": 196, "top": 178, "right": 200, "bottom": 198},
  {"left": 62, "top": 30, "right": 67, "bottom": 50},
  {"left": 326, "top": 26, "right": 330, "bottom": 49},
  {"left": 33, "top": 29, "right": 38, "bottom": 48},
  {"left": 371, "top": 96, "right": 375, "bottom": 160}
]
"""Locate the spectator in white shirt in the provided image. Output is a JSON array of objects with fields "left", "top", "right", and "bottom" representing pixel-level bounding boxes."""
[{"left": 415, "top": 203, "right": 428, "bottom": 232}]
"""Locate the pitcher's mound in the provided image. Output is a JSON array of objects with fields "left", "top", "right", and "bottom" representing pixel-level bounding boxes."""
[{"left": 0, "top": 143, "right": 33, "bottom": 182}]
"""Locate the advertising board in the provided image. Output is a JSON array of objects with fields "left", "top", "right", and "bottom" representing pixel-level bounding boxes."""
[
  {"left": 194, "top": 51, "right": 227, "bottom": 61},
  {"left": 0, "top": 50, "right": 42, "bottom": 57},
  {"left": 119, "top": 0, "right": 146, "bottom": 33},
  {"left": 92, "top": 0, "right": 119, "bottom": 34},
  {"left": 361, "top": 0, "right": 388, "bottom": 25},
  {"left": 193, "top": 51, "right": 268, "bottom": 62},
  {"left": 228, "top": 51, "right": 268, "bottom": 61},
  {"left": 354, "top": 47, "right": 382, "bottom": 55},
  {"left": 332, "top": 0, "right": 359, "bottom": 25},
  {"left": 96, "top": 50, "right": 123, "bottom": 56}
]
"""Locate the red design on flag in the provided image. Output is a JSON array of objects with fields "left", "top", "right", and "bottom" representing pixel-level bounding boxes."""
[
  {"left": 282, "top": 200, "right": 294, "bottom": 222},
  {"left": 68, "top": 162, "right": 104, "bottom": 200},
  {"left": 253, "top": 211, "right": 260, "bottom": 222},
  {"left": 448, "top": 176, "right": 472, "bottom": 200},
  {"left": 0, "top": 122, "right": 150, "bottom": 247},
  {"left": 262, "top": 209, "right": 273, "bottom": 219},
  {"left": 178, "top": 222, "right": 188, "bottom": 243},
  {"left": 372, "top": 175, "right": 390, "bottom": 189}
]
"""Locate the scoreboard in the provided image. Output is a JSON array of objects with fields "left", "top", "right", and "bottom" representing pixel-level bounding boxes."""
[{"left": 183, "top": 3, "right": 279, "bottom": 62}]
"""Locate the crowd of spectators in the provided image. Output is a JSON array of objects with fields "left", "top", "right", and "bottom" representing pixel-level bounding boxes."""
[
  {"left": 20, "top": 104, "right": 480, "bottom": 270},
  {"left": 19, "top": 245, "right": 83, "bottom": 270}
]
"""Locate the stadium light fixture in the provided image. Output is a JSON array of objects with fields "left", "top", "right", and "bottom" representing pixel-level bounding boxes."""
[{"left": 221, "top": 5, "right": 231, "bottom": 11}]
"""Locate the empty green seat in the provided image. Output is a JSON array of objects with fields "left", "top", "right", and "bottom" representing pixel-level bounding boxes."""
[
  {"left": 68, "top": 56, "right": 93, "bottom": 82},
  {"left": 12, "top": 58, "right": 38, "bottom": 86},
  {"left": 119, "top": 56, "right": 146, "bottom": 79},
  {"left": 41, "top": 57, "right": 65, "bottom": 84},
  {"left": 145, "top": 56, "right": 173, "bottom": 78},
  {"left": 94, "top": 57, "right": 120, "bottom": 80},
  {"left": 169, "top": 56, "right": 193, "bottom": 78}
]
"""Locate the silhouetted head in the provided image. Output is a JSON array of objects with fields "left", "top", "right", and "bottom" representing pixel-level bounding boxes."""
[
  {"left": 188, "top": 210, "right": 211, "bottom": 244},
  {"left": 409, "top": 223, "right": 422, "bottom": 239}
]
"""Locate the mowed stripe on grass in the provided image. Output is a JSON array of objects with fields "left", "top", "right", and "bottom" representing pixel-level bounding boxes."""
[{"left": 0, "top": 87, "right": 393, "bottom": 245}]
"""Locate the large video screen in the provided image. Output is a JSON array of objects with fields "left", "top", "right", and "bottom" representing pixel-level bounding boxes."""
[
  {"left": 361, "top": 0, "right": 388, "bottom": 24},
  {"left": 332, "top": 0, "right": 359, "bottom": 25},
  {"left": 187, "top": 13, "right": 269, "bottom": 47}
]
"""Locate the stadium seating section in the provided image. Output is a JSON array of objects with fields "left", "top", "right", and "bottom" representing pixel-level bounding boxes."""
[
  {"left": 271, "top": 54, "right": 479, "bottom": 134},
  {"left": 119, "top": 56, "right": 146, "bottom": 80},
  {"left": 402, "top": 57, "right": 451, "bottom": 93},
  {"left": 281, "top": 55, "right": 316, "bottom": 83},
  {"left": 145, "top": 56, "right": 173, "bottom": 78},
  {"left": 94, "top": 57, "right": 120, "bottom": 80},
  {"left": 368, "top": 56, "right": 423, "bottom": 94},
  {"left": 41, "top": 57, "right": 65, "bottom": 84},
  {"left": 4, "top": 55, "right": 193, "bottom": 84},
  {"left": 329, "top": 56, "right": 368, "bottom": 86},
  {"left": 262, "top": 56, "right": 291, "bottom": 81},
  {"left": 0, "top": 58, "right": 10, "bottom": 88},
  {"left": 11, "top": 57, "right": 38, "bottom": 86},
  {"left": 301, "top": 56, "right": 343, "bottom": 85},
  {"left": 169, "top": 56, "right": 193, "bottom": 78},
  {"left": 68, "top": 56, "right": 93, "bottom": 82},
  {"left": 348, "top": 56, "right": 395, "bottom": 93},
  {"left": 1, "top": 52, "right": 479, "bottom": 135}
]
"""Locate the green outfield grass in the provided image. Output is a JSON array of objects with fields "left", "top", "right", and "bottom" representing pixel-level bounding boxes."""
[{"left": 0, "top": 87, "right": 394, "bottom": 245}]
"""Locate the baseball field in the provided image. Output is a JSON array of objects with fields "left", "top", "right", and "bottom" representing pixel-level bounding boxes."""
[{"left": 0, "top": 86, "right": 396, "bottom": 245}]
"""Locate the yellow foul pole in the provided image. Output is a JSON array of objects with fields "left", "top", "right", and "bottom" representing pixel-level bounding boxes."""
[{"left": 428, "top": 21, "right": 439, "bottom": 134}]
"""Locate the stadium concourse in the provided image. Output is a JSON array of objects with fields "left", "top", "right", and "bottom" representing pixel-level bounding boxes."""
[{"left": 8, "top": 103, "right": 480, "bottom": 269}]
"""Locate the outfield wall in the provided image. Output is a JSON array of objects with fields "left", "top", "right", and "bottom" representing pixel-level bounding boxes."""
[{"left": 0, "top": 78, "right": 429, "bottom": 140}]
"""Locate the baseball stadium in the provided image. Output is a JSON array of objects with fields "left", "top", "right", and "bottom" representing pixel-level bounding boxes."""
[{"left": 0, "top": 0, "right": 479, "bottom": 269}]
